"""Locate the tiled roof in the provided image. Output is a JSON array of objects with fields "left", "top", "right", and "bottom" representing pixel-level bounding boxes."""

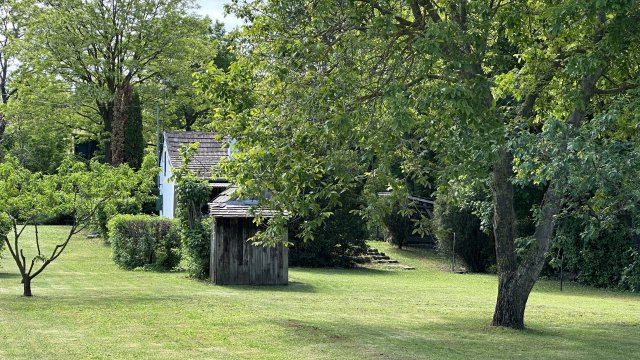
[
  {"left": 165, "top": 131, "right": 227, "bottom": 179},
  {"left": 209, "top": 187, "right": 279, "bottom": 218}
]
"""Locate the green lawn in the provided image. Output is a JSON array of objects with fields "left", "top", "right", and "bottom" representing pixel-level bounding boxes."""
[{"left": 0, "top": 226, "right": 638, "bottom": 359}]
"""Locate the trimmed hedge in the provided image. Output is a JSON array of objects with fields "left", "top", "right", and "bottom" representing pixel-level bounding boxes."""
[{"left": 108, "top": 215, "right": 181, "bottom": 270}]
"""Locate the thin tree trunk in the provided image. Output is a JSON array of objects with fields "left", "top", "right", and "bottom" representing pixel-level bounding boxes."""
[
  {"left": 22, "top": 276, "right": 32, "bottom": 297},
  {"left": 0, "top": 113, "right": 6, "bottom": 162}
]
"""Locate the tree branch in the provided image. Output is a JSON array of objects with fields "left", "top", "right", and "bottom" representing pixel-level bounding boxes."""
[
  {"left": 356, "top": 0, "right": 414, "bottom": 27},
  {"left": 594, "top": 83, "right": 638, "bottom": 95}
]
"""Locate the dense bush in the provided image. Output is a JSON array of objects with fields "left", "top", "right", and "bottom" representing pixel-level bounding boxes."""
[
  {"left": 181, "top": 217, "right": 212, "bottom": 279},
  {"left": 620, "top": 249, "right": 640, "bottom": 292},
  {"left": 86, "top": 154, "right": 158, "bottom": 241},
  {"left": 289, "top": 192, "right": 368, "bottom": 267},
  {"left": 381, "top": 201, "right": 413, "bottom": 249},
  {"left": 108, "top": 215, "right": 181, "bottom": 270},
  {"left": 176, "top": 177, "right": 212, "bottom": 279},
  {"left": 552, "top": 215, "right": 637, "bottom": 289},
  {"left": 432, "top": 198, "right": 495, "bottom": 273}
]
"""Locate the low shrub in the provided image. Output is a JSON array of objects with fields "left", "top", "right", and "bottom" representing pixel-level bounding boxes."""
[
  {"left": 289, "top": 194, "right": 369, "bottom": 267},
  {"left": 176, "top": 177, "right": 212, "bottom": 279},
  {"left": 381, "top": 202, "right": 413, "bottom": 249},
  {"left": 108, "top": 215, "right": 181, "bottom": 270},
  {"left": 181, "top": 217, "right": 212, "bottom": 279},
  {"left": 432, "top": 198, "right": 495, "bottom": 273}
]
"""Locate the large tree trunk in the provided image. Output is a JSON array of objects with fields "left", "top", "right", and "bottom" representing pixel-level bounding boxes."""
[
  {"left": 98, "top": 101, "right": 115, "bottom": 164},
  {"left": 112, "top": 81, "right": 133, "bottom": 166},
  {"left": 491, "top": 150, "right": 525, "bottom": 328},
  {"left": 492, "top": 271, "right": 530, "bottom": 329},
  {"left": 491, "top": 151, "right": 563, "bottom": 328}
]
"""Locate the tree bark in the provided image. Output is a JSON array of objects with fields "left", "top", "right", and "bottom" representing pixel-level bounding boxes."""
[
  {"left": 22, "top": 276, "right": 32, "bottom": 297},
  {"left": 98, "top": 101, "right": 115, "bottom": 164},
  {"left": 490, "top": 150, "right": 527, "bottom": 328},
  {"left": 112, "top": 81, "right": 133, "bottom": 166},
  {"left": 0, "top": 113, "right": 6, "bottom": 162},
  {"left": 491, "top": 143, "right": 564, "bottom": 328},
  {"left": 492, "top": 271, "right": 529, "bottom": 329}
]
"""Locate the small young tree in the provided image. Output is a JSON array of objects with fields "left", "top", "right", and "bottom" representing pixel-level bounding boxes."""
[
  {"left": 0, "top": 156, "right": 156, "bottom": 296},
  {"left": 172, "top": 143, "right": 212, "bottom": 279}
]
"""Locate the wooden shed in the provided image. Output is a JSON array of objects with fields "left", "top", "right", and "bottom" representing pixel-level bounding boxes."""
[{"left": 209, "top": 188, "right": 288, "bottom": 285}]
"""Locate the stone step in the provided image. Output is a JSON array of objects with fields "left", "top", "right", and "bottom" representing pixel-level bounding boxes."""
[
  {"left": 372, "top": 259, "right": 399, "bottom": 264},
  {"left": 358, "top": 248, "right": 413, "bottom": 269}
]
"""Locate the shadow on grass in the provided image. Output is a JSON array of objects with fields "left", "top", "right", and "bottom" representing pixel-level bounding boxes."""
[
  {"left": 221, "top": 280, "right": 317, "bottom": 293},
  {"left": 292, "top": 266, "right": 397, "bottom": 277},
  {"left": 271, "top": 314, "right": 640, "bottom": 359},
  {"left": 0, "top": 272, "right": 21, "bottom": 279},
  {"left": 531, "top": 279, "right": 640, "bottom": 299}
]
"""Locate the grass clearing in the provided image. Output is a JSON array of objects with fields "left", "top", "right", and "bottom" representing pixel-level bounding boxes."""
[{"left": 0, "top": 226, "right": 638, "bottom": 359}]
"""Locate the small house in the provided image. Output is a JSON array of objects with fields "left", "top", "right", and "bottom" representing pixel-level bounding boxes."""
[
  {"left": 159, "top": 131, "right": 229, "bottom": 218},
  {"left": 209, "top": 188, "right": 288, "bottom": 285}
]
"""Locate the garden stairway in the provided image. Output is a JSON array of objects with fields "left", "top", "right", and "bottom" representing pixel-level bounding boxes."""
[{"left": 358, "top": 248, "right": 415, "bottom": 270}]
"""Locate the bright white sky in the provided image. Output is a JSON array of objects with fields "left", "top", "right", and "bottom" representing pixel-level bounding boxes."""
[{"left": 195, "top": 0, "right": 244, "bottom": 31}]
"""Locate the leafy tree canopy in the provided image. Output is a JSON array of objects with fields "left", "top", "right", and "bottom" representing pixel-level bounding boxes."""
[{"left": 200, "top": 0, "right": 640, "bottom": 329}]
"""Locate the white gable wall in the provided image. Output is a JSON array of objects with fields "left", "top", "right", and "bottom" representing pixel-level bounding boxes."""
[{"left": 159, "top": 141, "right": 176, "bottom": 218}]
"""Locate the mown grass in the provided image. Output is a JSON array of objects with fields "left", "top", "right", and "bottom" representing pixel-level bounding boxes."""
[{"left": 0, "top": 226, "right": 638, "bottom": 359}]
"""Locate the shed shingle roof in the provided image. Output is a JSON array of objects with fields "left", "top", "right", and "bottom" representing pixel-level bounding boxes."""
[
  {"left": 209, "top": 187, "right": 279, "bottom": 218},
  {"left": 165, "top": 131, "right": 227, "bottom": 179}
]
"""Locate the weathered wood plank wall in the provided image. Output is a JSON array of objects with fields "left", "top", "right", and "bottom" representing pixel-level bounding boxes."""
[{"left": 211, "top": 217, "right": 288, "bottom": 285}]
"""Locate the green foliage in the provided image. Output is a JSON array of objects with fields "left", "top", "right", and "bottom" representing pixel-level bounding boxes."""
[
  {"left": 578, "top": 228, "right": 633, "bottom": 288},
  {"left": 180, "top": 216, "right": 211, "bottom": 279},
  {"left": 12, "top": 0, "right": 214, "bottom": 163},
  {"left": 619, "top": 249, "right": 640, "bottom": 292},
  {"left": 200, "top": 1, "right": 640, "bottom": 328},
  {"left": 381, "top": 203, "right": 413, "bottom": 250},
  {"left": 170, "top": 143, "right": 214, "bottom": 279},
  {"left": 175, "top": 174, "right": 212, "bottom": 279},
  {"left": 108, "top": 214, "right": 181, "bottom": 271},
  {"left": 289, "top": 190, "right": 368, "bottom": 268},
  {"left": 164, "top": 22, "right": 233, "bottom": 132},
  {"left": 0, "top": 154, "right": 158, "bottom": 295},
  {"left": 92, "top": 200, "right": 141, "bottom": 241},
  {"left": 553, "top": 214, "right": 638, "bottom": 289},
  {"left": 0, "top": 212, "right": 9, "bottom": 260},
  {"left": 89, "top": 154, "right": 159, "bottom": 240},
  {"left": 433, "top": 198, "right": 495, "bottom": 273}
]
